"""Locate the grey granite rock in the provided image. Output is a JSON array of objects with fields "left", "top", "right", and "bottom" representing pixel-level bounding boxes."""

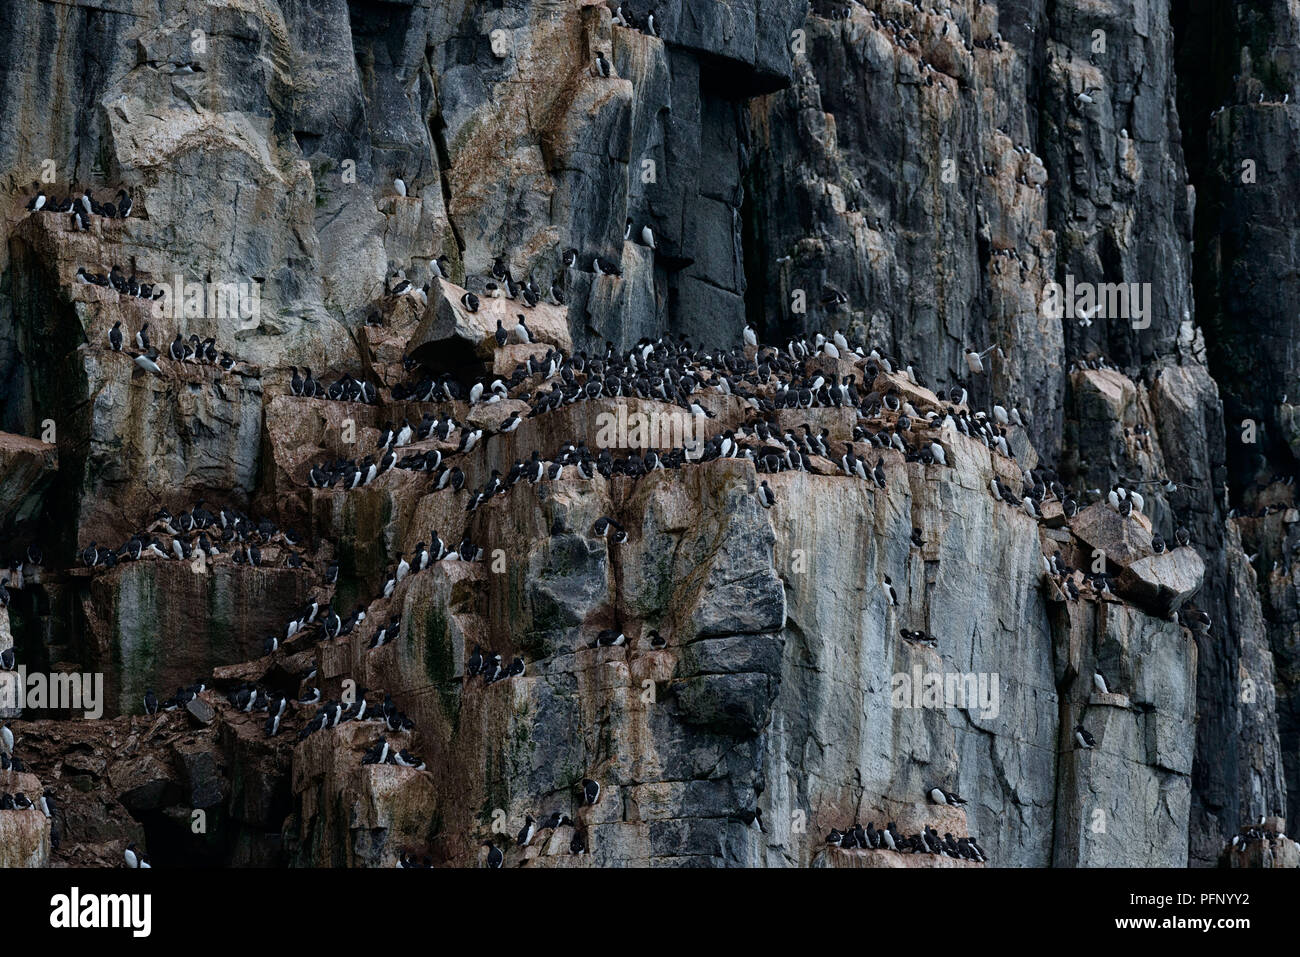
[{"left": 0, "top": 0, "right": 1294, "bottom": 871}]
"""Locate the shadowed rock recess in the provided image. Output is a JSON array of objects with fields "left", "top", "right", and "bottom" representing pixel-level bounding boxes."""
[{"left": 0, "top": 0, "right": 1294, "bottom": 870}]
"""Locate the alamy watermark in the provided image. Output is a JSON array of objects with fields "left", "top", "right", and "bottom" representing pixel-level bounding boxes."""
[
  {"left": 594, "top": 403, "right": 706, "bottom": 459},
  {"left": 50, "top": 888, "right": 151, "bottom": 937},
  {"left": 0, "top": 667, "right": 103, "bottom": 719},
  {"left": 151, "top": 274, "right": 261, "bottom": 322},
  {"left": 1041, "top": 274, "right": 1151, "bottom": 329},
  {"left": 891, "top": 667, "right": 1000, "bottom": 719}
]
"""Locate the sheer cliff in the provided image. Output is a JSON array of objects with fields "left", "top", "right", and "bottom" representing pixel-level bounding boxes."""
[{"left": 0, "top": 0, "right": 1296, "bottom": 868}]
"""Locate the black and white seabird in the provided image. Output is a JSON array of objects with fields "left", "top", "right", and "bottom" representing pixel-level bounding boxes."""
[
  {"left": 540, "top": 811, "right": 571, "bottom": 831},
  {"left": 879, "top": 824, "right": 898, "bottom": 851},
  {"left": 732, "top": 808, "right": 765, "bottom": 832},
  {"left": 595, "top": 51, "right": 611, "bottom": 77},
  {"left": 108, "top": 321, "right": 123, "bottom": 351},
  {"left": 929, "top": 787, "right": 968, "bottom": 807},
  {"left": 592, "top": 629, "right": 625, "bottom": 648},
  {"left": 133, "top": 347, "right": 164, "bottom": 375},
  {"left": 516, "top": 814, "right": 536, "bottom": 847},
  {"left": 1074, "top": 724, "right": 1096, "bottom": 749},
  {"left": 580, "top": 778, "right": 601, "bottom": 805},
  {"left": 964, "top": 344, "right": 999, "bottom": 374},
  {"left": 593, "top": 256, "right": 621, "bottom": 276},
  {"left": 394, "top": 748, "right": 424, "bottom": 770}
]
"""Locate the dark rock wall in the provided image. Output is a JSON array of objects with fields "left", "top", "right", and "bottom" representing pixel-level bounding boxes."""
[
  {"left": 1174, "top": 0, "right": 1300, "bottom": 848},
  {"left": 0, "top": 0, "right": 1294, "bottom": 867}
]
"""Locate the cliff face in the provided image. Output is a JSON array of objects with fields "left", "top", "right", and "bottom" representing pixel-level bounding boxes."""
[{"left": 0, "top": 0, "right": 1293, "bottom": 868}]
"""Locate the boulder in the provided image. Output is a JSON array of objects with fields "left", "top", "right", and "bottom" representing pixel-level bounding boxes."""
[
  {"left": 407, "top": 279, "right": 571, "bottom": 376},
  {"left": 1117, "top": 548, "right": 1206, "bottom": 617}
]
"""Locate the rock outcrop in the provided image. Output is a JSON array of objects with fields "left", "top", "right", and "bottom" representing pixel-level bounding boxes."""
[{"left": 0, "top": 0, "right": 1293, "bottom": 869}]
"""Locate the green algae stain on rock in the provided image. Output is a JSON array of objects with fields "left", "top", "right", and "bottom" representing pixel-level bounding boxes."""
[
  {"left": 506, "top": 700, "right": 539, "bottom": 787},
  {"left": 641, "top": 549, "right": 677, "bottom": 617},
  {"left": 480, "top": 744, "right": 510, "bottom": 827},
  {"left": 207, "top": 568, "right": 239, "bottom": 663},
  {"left": 114, "top": 566, "right": 161, "bottom": 715},
  {"left": 422, "top": 604, "right": 458, "bottom": 724},
  {"left": 337, "top": 494, "right": 394, "bottom": 612}
]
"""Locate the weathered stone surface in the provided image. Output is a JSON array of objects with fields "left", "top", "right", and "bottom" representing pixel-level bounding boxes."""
[
  {"left": 80, "top": 560, "right": 319, "bottom": 717},
  {"left": 1118, "top": 549, "right": 1206, "bottom": 617},
  {"left": 1053, "top": 604, "right": 1197, "bottom": 867},
  {"left": 2, "top": 708, "right": 253, "bottom": 865},
  {"left": 408, "top": 279, "right": 573, "bottom": 375},
  {"left": 0, "top": 805, "right": 49, "bottom": 868},
  {"left": 0, "top": 0, "right": 1294, "bottom": 872},
  {"left": 1220, "top": 832, "right": 1300, "bottom": 869},
  {"left": 0, "top": 431, "right": 57, "bottom": 526},
  {"left": 185, "top": 696, "right": 216, "bottom": 727},
  {"left": 290, "top": 719, "right": 438, "bottom": 868},
  {"left": 1070, "top": 503, "right": 1154, "bottom": 569}
]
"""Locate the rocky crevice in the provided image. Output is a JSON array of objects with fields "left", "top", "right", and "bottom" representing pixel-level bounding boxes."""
[{"left": 0, "top": 0, "right": 1294, "bottom": 868}]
